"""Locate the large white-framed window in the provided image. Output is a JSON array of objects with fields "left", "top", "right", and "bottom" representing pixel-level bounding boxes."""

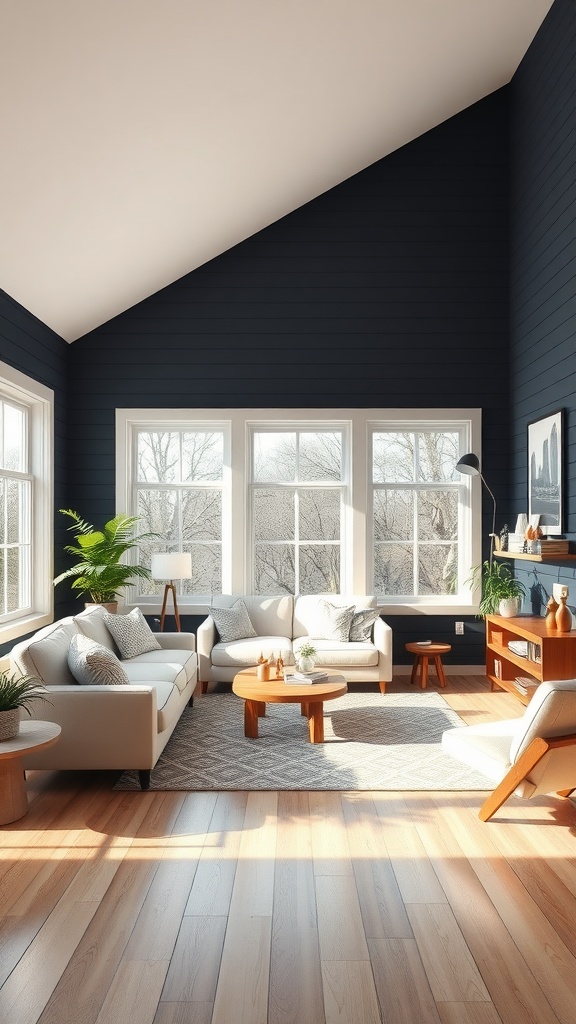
[
  {"left": 117, "top": 408, "right": 481, "bottom": 614},
  {"left": 0, "top": 360, "right": 53, "bottom": 645}
]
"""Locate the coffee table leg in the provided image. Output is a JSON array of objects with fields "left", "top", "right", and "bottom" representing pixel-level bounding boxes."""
[
  {"left": 307, "top": 702, "right": 324, "bottom": 743},
  {"left": 0, "top": 756, "right": 29, "bottom": 825},
  {"left": 244, "top": 699, "right": 261, "bottom": 738},
  {"left": 420, "top": 655, "right": 429, "bottom": 689}
]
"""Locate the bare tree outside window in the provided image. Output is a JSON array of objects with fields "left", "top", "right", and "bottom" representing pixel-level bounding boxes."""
[
  {"left": 135, "top": 430, "right": 223, "bottom": 595},
  {"left": 0, "top": 399, "right": 31, "bottom": 618},
  {"left": 373, "top": 430, "right": 459, "bottom": 597},
  {"left": 252, "top": 430, "right": 344, "bottom": 594}
]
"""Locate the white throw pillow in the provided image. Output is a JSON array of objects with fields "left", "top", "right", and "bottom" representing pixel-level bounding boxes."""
[
  {"left": 210, "top": 600, "right": 257, "bottom": 643},
  {"left": 68, "top": 633, "right": 130, "bottom": 686},
  {"left": 349, "top": 608, "right": 379, "bottom": 642},
  {"left": 103, "top": 607, "right": 161, "bottom": 659},
  {"left": 309, "top": 599, "right": 356, "bottom": 642}
]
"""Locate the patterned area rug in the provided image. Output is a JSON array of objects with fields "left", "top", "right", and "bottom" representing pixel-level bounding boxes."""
[{"left": 114, "top": 689, "right": 494, "bottom": 791}]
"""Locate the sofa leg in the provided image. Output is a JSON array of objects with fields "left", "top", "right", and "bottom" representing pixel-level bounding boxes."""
[
  {"left": 139, "top": 770, "right": 151, "bottom": 790},
  {"left": 188, "top": 695, "right": 194, "bottom": 707},
  {"left": 378, "top": 681, "right": 387, "bottom": 695}
]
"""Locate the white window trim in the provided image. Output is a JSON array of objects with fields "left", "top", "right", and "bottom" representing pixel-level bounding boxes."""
[
  {"left": 117, "top": 407, "right": 482, "bottom": 616},
  {"left": 0, "top": 360, "right": 53, "bottom": 644}
]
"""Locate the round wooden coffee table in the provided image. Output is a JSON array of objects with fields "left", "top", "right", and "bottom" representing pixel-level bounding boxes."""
[
  {"left": 232, "top": 668, "right": 347, "bottom": 743},
  {"left": 405, "top": 642, "right": 451, "bottom": 689},
  {"left": 0, "top": 720, "right": 61, "bottom": 825}
]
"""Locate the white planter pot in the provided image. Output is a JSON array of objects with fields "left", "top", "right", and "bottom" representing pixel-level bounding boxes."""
[
  {"left": 298, "top": 655, "right": 315, "bottom": 673},
  {"left": 499, "top": 597, "right": 521, "bottom": 618}
]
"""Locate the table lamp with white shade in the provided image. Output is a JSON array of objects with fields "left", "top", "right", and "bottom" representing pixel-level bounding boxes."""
[{"left": 151, "top": 552, "right": 192, "bottom": 632}]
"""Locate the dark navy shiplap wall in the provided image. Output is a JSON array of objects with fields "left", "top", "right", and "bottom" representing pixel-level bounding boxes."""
[
  {"left": 69, "top": 89, "right": 510, "bottom": 664},
  {"left": 0, "top": 289, "right": 69, "bottom": 656},
  {"left": 508, "top": 0, "right": 576, "bottom": 615}
]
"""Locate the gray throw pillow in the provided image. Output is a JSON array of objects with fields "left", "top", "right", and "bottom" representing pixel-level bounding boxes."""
[
  {"left": 68, "top": 633, "right": 130, "bottom": 686},
  {"left": 349, "top": 608, "right": 379, "bottom": 642},
  {"left": 310, "top": 599, "right": 356, "bottom": 642},
  {"left": 103, "top": 607, "right": 161, "bottom": 659},
  {"left": 210, "top": 600, "right": 257, "bottom": 643}
]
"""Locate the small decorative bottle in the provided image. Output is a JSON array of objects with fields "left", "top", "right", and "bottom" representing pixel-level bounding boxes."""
[
  {"left": 555, "top": 595, "right": 572, "bottom": 633},
  {"left": 276, "top": 652, "right": 284, "bottom": 679},
  {"left": 257, "top": 652, "right": 269, "bottom": 681},
  {"left": 545, "top": 595, "right": 558, "bottom": 630}
]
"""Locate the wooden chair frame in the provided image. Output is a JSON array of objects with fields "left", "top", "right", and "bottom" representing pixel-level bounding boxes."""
[{"left": 480, "top": 732, "right": 576, "bottom": 821}]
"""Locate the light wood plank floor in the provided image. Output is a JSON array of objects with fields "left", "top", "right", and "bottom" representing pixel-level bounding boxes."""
[{"left": 2, "top": 676, "right": 576, "bottom": 1024}]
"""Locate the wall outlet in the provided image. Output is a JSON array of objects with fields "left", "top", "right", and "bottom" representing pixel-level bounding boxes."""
[
  {"left": 553, "top": 583, "right": 569, "bottom": 601},
  {"left": 455, "top": 621, "right": 464, "bottom": 635}
]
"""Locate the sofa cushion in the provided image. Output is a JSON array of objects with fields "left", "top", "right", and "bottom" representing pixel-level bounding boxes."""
[
  {"left": 122, "top": 649, "right": 197, "bottom": 693},
  {"left": 294, "top": 639, "right": 379, "bottom": 669},
  {"left": 210, "top": 595, "right": 294, "bottom": 639},
  {"left": 68, "top": 633, "right": 130, "bottom": 686},
  {"left": 349, "top": 608, "right": 379, "bottom": 641},
  {"left": 293, "top": 595, "right": 376, "bottom": 639},
  {"left": 23, "top": 619, "right": 79, "bottom": 686},
  {"left": 103, "top": 607, "right": 161, "bottom": 658},
  {"left": 211, "top": 636, "right": 292, "bottom": 669},
  {"left": 74, "top": 605, "right": 119, "bottom": 653},
  {"left": 306, "top": 599, "right": 356, "bottom": 641},
  {"left": 210, "top": 600, "right": 257, "bottom": 642}
]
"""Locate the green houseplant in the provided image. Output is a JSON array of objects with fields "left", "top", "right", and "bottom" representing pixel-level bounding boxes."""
[
  {"left": 295, "top": 640, "right": 317, "bottom": 672},
  {"left": 0, "top": 671, "right": 50, "bottom": 740},
  {"left": 467, "top": 560, "right": 526, "bottom": 617},
  {"left": 54, "top": 510, "right": 158, "bottom": 606}
]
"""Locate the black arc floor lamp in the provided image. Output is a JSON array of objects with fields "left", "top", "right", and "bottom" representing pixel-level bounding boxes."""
[{"left": 456, "top": 452, "right": 497, "bottom": 564}]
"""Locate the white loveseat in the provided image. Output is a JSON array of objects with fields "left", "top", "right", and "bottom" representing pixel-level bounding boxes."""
[
  {"left": 197, "top": 594, "right": 392, "bottom": 694},
  {"left": 9, "top": 605, "right": 198, "bottom": 788}
]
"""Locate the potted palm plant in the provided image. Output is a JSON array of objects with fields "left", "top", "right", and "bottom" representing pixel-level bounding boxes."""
[
  {"left": 0, "top": 671, "right": 50, "bottom": 740},
  {"left": 54, "top": 510, "right": 158, "bottom": 609},
  {"left": 467, "top": 560, "right": 526, "bottom": 617}
]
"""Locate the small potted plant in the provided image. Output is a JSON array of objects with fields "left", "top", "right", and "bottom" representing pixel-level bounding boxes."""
[
  {"left": 295, "top": 641, "right": 317, "bottom": 673},
  {"left": 0, "top": 671, "right": 50, "bottom": 740},
  {"left": 54, "top": 509, "right": 159, "bottom": 609},
  {"left": 467, "top": 560, "right": 526, "bottom": 617}
]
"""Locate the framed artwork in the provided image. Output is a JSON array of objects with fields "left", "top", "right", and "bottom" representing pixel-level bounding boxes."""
[{"left": 527, "top": 409, "right": 564, "bottom": 535}]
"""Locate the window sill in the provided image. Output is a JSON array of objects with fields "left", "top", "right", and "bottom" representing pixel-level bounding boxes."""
[{"left": 0, "top": 611, "right": 53, "bottom": 647}]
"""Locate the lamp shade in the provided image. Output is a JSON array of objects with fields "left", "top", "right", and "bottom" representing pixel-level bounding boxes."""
[
  {"left": 151, "top": 552, "right": 192, "bottom": 580},
  {"left": 456, "top": 453, "right": 481, "bottom": 476}
]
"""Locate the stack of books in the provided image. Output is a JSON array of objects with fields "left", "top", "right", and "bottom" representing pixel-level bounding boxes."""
[
  {"left": 514, "top": 676, "right": 539, "bottom": 696},
  {"left": 284, "top": 669, "right": 329, "bottom": 685},
  {"left": 538, "top": 539, "right": 570, "bottom": 555}
]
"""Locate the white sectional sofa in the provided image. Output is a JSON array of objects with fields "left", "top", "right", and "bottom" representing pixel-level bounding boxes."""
[
  {"left": 197, "top": 594, "right": 392, "bottom": 694},
  {"left": 9, "top": 605, "right": 198, "bottom": 788}
]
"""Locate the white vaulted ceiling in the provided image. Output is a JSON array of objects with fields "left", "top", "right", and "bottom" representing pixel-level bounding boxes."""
[{"left": 1, "top": 0, "right": 553, "bottom": 342}]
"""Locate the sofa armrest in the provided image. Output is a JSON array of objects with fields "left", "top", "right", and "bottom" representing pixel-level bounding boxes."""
[
  {"left": 154, "top": 631, "right": 196, "bottom": 652},
  {"left": 373, "top": 615, "right": 393, "bottom": 682},
  {"left": 197, "top": 615, "right": 217, "bottom": 681},
  {"left": 25, "top": 684, "right": 159, "bottom": 769}
]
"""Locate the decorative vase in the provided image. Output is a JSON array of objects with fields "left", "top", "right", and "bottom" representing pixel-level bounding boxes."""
[
  {"left": 545, "top": 596, "right": 559, "bottom": 630},
  {"left": 0, "top": 708, "right": 21, "bottom": 741},
  {"left": 298, "top": 655, "right": 315, "bottom": 673},
  {"left": 555, "top": 595, "right": 572, "bottom": 633},
  {"left": 499, "top": 597, "right": 521, "bottom": 618}
]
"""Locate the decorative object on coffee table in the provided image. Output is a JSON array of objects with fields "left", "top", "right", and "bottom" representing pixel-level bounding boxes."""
[
  {"left": 295, "top": 640, "right": 316, "bottom": 673},
  {"left": 405, "top": 642, "right": 451, "bottom": 689}
]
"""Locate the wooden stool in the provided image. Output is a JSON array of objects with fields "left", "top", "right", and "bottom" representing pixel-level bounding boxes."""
[{"left": 405, "top": 642, "right": 451, "bottom": 689}]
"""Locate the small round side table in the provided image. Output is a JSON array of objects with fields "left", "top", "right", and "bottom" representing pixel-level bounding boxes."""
[
  {"left": 405, "top": 642, "right": 452, "bottom": 690},
  {"left": 0, "top": 720, "right": 61, "bottom": 825}
]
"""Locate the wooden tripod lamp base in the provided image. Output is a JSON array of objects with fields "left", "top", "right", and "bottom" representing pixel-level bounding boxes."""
[{"left": 151, "top": 552, "right": 192, "bottom": 633}]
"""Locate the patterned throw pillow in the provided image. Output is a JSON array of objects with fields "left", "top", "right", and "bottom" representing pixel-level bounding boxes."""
[
  {"left": 349, "top": 608, "right": 379, "bottom": 642},
  {"left": 310, "top": 599, "right": 356, "bottom": 642},
  {"left": 210, "top": 600, "right": 257, "bottom": 643},
  {"left": 68, "top": 633, "right": 130, "bottom": 686},
  {"left": 103, "top": 607, "right": 162, "bottom": 659}
]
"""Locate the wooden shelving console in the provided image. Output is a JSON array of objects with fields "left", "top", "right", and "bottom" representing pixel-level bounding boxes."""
[{"left": 486, "top": 614, "right": 576, "bottom": 706}]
